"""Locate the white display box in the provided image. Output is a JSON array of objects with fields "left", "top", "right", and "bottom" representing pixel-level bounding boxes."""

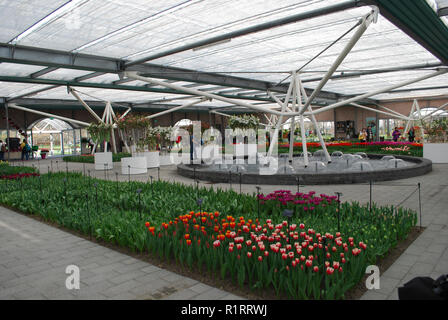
[
  {"left": 423, "top": 143, "right": 448, "bottom": 164},
  {"left": 133, "top": 151, "right": 160, "bottom": 168},
  {"left": 121, "top": 157, "right": 147, "bottom": 174},
  {"left": 94, "top": 152, "right": 113, "bottom": 170}
]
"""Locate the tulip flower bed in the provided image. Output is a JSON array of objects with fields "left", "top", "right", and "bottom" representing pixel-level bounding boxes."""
[
  {"left": 278, "top": 141, "right": 423, "bottom": 157},
  {"left": 0, "top": 172, "right": 417, "bottom": 299},
  {"left": 1, "top": 172, "right": 40, "bottom": 180},
  {"left": 0, "top": 162, "right": 38, "bottom": 178},
  {"left": 257, "top": 190, "right": 338, "bottom": 217}
]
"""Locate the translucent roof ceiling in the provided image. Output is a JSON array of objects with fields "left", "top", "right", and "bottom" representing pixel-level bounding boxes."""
[{"left": 0, "top": 0, "right": 447, "bottom": 110}]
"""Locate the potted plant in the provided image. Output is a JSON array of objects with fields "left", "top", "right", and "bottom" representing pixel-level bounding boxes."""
[
  {"left": 116, "top": 114, "right": 151, "bottom": 172},
  {"left": 154, "top": 126, "right": 174, "bottom": 166},
  {"left": 87, "top": 122, "right": 114, "bottom": 170},
  {"left": 422, "top": 118, "right": 448, "bottom": 163},
  {"left": 40, "top": 148, "right": 49, "bottom": 159},
  {"left": 228, "top": 114, "right": 260, "bottom": 159}
]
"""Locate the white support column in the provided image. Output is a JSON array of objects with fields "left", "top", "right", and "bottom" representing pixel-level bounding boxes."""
[
  {"left": 70, "top": 88, "right": 103, "bottom": 123},
  {"left": 125, "top": 69, "right": 448, "bottom": 119},
  {"left": 298, "top": 77, "right": 331, "bottom": 163},
  {"left": 8, "top": 104, "right": 89, "bottom": 126},
  {"left": 267, "top": 74, "right": 295, "bottom": 157},
  {"left": 146, "top": 98, "right": 208, "bottom": 119},
  {"left": 350, "top": 102, "right": 410, "bottom": 121},
  {"left": 301, "top": 12, "right": 375, "bottom": 112},
  {"left": 288, "top": 73, "right": 297, "bottom": 162},
  {"left": 299, "top": 115, "right": 309, "bottom": 167},
  {"left": 296, "top": 78, "right": 309, "bottom": 167},
  {"left": 414, "top": 100, "right": 424, "bottom": 143},
  {"left": 308, "top": 69, "right": 448, "bottom": 117},
  {"left": 403, "top": 100, "right": 417, "bottom": 140}
]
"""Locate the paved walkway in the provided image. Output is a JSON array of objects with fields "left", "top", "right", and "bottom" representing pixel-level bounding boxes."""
[
  {"left": 2, "top": 158, "right": 448, "bottom": 300},
  {"left": 0, "top": 206, "right": 243, "bottom": 300}
]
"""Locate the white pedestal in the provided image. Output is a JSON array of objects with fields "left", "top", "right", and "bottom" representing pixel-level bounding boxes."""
[
  {"left": 159, "top": 153, "right": 173, "bottom": 166},
  {"left": 133, "top": 151, "right": 160, "bottom": 168},
  {"left": 423, "top": 143, "right": 448, "bottom": 163},
  {"left": 94, "top": 152, "right": 113, "bottom": 170},
  {"left": 121, "top": 157, "right": 147, "bottom": 174},
  {"left": 202, "top": 145, "right": 221, "bottom": 164}
]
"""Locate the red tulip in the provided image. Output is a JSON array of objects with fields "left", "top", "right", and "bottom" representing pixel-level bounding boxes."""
[
  {"left": 305, "top": 260, "right": 312, "bottom": 267},
  {"left": 326, "top": 267, "right": 334, "bottom": 275},
  {"left": 258, "top": 256, "right": 262, "bottom": 262},
  {"left": 145, "top": 222, "right": 150, "bottom": 227},
  {"left": 299, "top": 223, "right": 305, "bottom": 229},
  {"left": 247, "top": 252, "right": 252, "bottom": 258},
  {"left": 313, "top": 266, "right": 319, "bottom": 273}
]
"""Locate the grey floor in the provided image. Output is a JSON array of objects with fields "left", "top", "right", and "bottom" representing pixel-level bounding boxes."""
[{"left": 1, "top": 157, "right": 447, "bottom": 300}]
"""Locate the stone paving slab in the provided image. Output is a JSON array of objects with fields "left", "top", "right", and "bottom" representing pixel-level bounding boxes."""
[
  {"left": 5, "top": 159, "right": 448, "bottom": 300},
  {"left": 0, "top": 206, "right": 242, "bottom": 300}
]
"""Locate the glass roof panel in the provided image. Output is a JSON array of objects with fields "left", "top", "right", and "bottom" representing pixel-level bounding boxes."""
[
  {"left": 0, "top": 0, "right": 67, "bottom": 43},
  {"left": 15, "top": 0, "right": 186, "bottom": 51},
  {"left": 42, "top": 68, "right": 96, "bottom": 80},
  {"left": 0, "top": 82, "right": 53, "bottom": 97},
  {"left": 0, "top": 63, "right": 48, "bottom": 77}
]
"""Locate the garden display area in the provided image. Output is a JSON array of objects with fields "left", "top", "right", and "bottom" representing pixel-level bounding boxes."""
[{"left": 0, "top": 163, "right": 418, "bottom": 300}]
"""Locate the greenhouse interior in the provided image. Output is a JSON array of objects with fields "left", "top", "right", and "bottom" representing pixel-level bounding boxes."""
[{"left": 0, "top": 0, "right": 448, "bottom": 304}]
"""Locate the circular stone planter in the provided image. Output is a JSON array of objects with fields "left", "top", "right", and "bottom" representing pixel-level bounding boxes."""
[
  {"left": 177, "top": 154, "right": 432, "bottom": 185},
  {"left": 121, "top": 156, "right": 147, "bottom": 175},
  {"left": 94, "top": 152, "right": 113, "bottom": 170},
  {"left": 133, "top": 151, "right": 160, "bottom": 168}
]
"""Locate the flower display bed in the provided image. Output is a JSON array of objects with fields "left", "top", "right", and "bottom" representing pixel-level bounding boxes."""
[
  {"left": 0, "top": 162, "right": 38, "bottom": 179},
  {"left": 278, "top": 141, "right": 423, "bottom": 157},
  {"left": 0, "top": 172, "right": 417, "bottom": 299}
]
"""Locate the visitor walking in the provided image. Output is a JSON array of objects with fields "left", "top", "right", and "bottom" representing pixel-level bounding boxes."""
[
  {"left": 20, "top": 139, "right": 31, "bottom": 160},
  {"left": 392, "top": 127, "right": 401, "bottom": 142},
  {"left": 366, "top": 126, "right": 372, "bottom": 142},
  {"left": 408, "top": 127, "right": 415, "bottom": 143},
  {"left": 0, "top": 140, "right": 5, "bottom": 161}
]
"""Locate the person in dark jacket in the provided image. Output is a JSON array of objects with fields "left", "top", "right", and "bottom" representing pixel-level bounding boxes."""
[{"left": 392, "top": 127, "right": 401, "bottom": 142}]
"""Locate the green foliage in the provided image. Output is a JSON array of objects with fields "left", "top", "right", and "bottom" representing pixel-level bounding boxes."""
[
  {"left": 87, "top": 123, "right": 113, "bottom": 143},
  {"left": 62, "top": 153, "right": 131, "bottom": 163},
  {"left": 229, "top": 114, "right": 260, "bottom": 131},
  {"left": 0, "top": 162, "right": 37, "bottom": 176}
]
